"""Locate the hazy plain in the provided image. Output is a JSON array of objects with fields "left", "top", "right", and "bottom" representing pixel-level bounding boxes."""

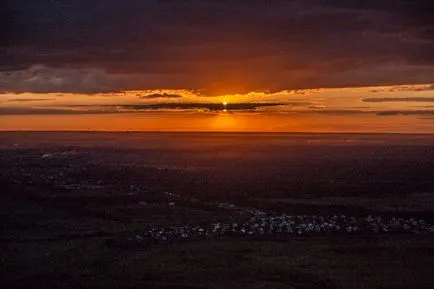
[{"left": 1, "top": 132, "right": 434, "bottom": 288}]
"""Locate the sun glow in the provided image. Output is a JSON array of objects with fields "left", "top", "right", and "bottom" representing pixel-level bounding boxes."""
[{"left": 211, "top": 113, "right": 238, "bottom": 131}]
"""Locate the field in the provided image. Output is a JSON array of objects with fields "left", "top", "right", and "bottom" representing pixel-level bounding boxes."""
[{"left": 1, "top": 132, "right": 434, "bottom": 288}]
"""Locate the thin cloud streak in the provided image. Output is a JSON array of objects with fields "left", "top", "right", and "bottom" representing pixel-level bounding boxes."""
[
  {"left": 0, "top": 107, "right": 118, "bottom": 115},
  {"left": 7, "top": 98, "right": 57, "bottom": 102},
  {"left": 376, "top": 110, "right": 434, "bottom": 116},
  {"left": 363, "top": 97, "right": 434, "bottom": 102},
  {"left": 139, "top": 93, "right": 183, "bottom": 99}
]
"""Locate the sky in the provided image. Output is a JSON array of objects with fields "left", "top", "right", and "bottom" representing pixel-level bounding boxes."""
[{"left": 1, "top": 0, "right": 434, "bottom": 132}]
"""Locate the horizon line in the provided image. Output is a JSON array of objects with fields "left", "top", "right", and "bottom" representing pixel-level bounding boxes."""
[{"left": 1, "top": 130, "right": 433, "bottom": 136}]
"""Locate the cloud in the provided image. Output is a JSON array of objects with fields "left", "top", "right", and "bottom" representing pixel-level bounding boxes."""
[
  {"left": 7, "top": 98, "right": 56, "bottom": 102},
  {"left": 139, "top": 93, "right": 183, "bottom": 99},
  {"left": 363, "top": 97, "right": 434, "bottom": 102},
  {"left": 2, "top": 0, "right": 434, "bottom": 93},
  {"left": 307, "top": 105, "right": 328, "bottom": 109},
  {"left": 3, "top": 103, "right": 434, "bottom": 118},
  {"left": 0, "top": 102, "right": 293, "bottom": 115},
  {"left": 0, "top": 65, "right": 119, "bottom": 94},
  {"left": 376, "top": 110, "right": 434, "bottom": 116},
  {"left": 108, "top": 102, "right": 288, "bottom": 112},
  {"left": 0, "top": 107, "right": 114, "bottom": 115},
  {"left": 370, "top": 85, "right": 434, "bottom": 93},
  {"left": 300, "top": 109, "right": 371, "bottom": 115},
  {"left": 294, "top": 109, "right": 434, "bottom": 116},
  {"left": 388, "top": 85, "right": 434, "bottom": 92}
]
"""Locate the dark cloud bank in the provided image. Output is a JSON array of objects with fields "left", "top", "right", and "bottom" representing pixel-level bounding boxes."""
[
  {"left": 2, "top": 0, "right": 434, "bottom": 93},
  {"left": 0, "top": 102, "right": 286, "bottom": 115},
  {"left": 78, "top": 102, "right": 290, "bottom": 112},
  {"left": 117, "top": 103, "right": 288, "bottom": 111}
]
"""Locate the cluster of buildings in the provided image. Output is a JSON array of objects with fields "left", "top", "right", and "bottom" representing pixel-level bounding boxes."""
[{"left": 127, "top": 212, "right": 434, "bottom": 245}]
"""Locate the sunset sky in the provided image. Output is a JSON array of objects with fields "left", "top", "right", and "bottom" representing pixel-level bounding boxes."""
[{"left": 1, "top": 0, "right": 434, "bottom": 132}]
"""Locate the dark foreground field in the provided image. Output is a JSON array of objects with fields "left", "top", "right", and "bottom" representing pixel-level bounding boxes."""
[{"left": 1, "top": 132, "right": 434, "bottom": 289}]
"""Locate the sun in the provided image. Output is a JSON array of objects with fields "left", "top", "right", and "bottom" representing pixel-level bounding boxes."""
[{"left": 222, "top": 101, "right": 229, "bottom": 112}]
